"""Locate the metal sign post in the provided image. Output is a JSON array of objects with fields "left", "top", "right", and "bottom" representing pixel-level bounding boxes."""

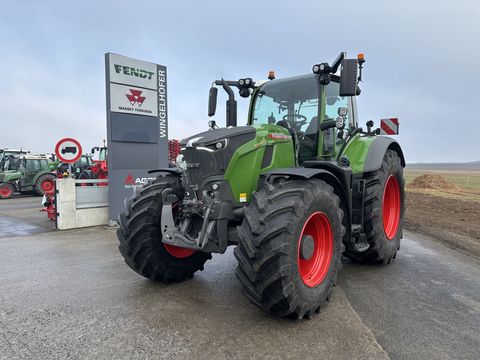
[{"left": 105, "top": 53, "right": 169, "bottom": 223}]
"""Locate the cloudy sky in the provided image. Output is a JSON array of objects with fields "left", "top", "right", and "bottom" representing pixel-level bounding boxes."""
[{"left": 0, "top": 0, "right": 478, "bottom": 163}]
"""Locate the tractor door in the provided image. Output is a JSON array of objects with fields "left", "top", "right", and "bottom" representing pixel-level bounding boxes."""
[
  {"left": 318, "top": 81, "right": 354, "bottom": 159},
  {"left": 23, "top": 160, "right": 41, "bottom": 187}
]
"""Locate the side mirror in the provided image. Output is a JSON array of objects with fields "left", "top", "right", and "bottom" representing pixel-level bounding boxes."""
[
  {"left": 339, "top": 59, "right": 358, "bottom": 96},
  {"left": 208, "top": 87, "right": 218, "bottom": 117}
]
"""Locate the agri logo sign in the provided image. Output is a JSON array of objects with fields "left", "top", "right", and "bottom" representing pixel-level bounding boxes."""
[
  {"left": 126, "top": 89, "right": 145, "bottom": 106},
  {"left": 124, "top": 173, "right": 156, "bottom": 188}
]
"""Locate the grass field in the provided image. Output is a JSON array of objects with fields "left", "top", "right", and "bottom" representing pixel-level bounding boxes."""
[{"left": 405, "top": 169, "right": 480, "bottom": 189}]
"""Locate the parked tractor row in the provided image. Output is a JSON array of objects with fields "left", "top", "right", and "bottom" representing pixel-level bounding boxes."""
[{"left": 0, "top": 145, "right": 109, "bottom": 200}]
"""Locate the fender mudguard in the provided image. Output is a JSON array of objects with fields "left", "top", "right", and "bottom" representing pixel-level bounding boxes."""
[
  {"left": 364, "top": 137, "right": 406, "bottom": 173},
  {"left": 262, "top": 164, "right": 352, "bottom": 223}
]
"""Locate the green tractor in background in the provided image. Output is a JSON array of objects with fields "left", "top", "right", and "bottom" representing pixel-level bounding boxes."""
[
  {"left": 117, "top": 53, "right": 405, "bottom": 319},
  {"left": 0, "top": 155, "right": 56, "bottom": 199}
]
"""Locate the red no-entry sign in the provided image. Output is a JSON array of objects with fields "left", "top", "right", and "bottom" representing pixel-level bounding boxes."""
[{"left": 55, "top": 138, "right": 82, "bottom": 163}]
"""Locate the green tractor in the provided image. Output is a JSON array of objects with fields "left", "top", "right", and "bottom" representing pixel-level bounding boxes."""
[
  {"left": 117, "top": 53, "right": 405, "bottom": 319},
  {"left": 0, "top": 155, "right": 56, "bottom": 199}
]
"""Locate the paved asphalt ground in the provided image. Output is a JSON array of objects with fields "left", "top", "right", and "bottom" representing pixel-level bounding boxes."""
[{"left": 0, "top": 196, "right": 479, "bottom": 359}]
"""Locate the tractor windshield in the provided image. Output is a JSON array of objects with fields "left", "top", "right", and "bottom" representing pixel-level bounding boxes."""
[
  {"left": 99, "top": 148, "right": 107, "bottom": 161},
  {"left": 252, "top": 74, "right": 319, "bottom": 133},
  {"left": 1, "top": 156, "right": 21, "bottom": 171}
]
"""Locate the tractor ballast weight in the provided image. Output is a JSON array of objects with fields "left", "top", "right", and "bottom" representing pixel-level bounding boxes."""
[{"left": 117, "top": 53, "right": 406, "bottom": 319}]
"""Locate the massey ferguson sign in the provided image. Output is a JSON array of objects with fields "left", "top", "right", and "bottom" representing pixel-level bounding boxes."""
[
  {"left": 110, "top": 83, "right": 158, "bottom": 116},
  {"left": 105, "top": 53, "right": 169, "bottom": 222}
]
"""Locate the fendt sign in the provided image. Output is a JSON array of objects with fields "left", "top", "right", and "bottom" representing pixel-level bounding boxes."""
[{"left": 105, "top": 53, "right": 169, "bottom": 222}]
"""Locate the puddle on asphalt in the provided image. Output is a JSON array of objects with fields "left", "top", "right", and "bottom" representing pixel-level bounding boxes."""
[{"left": 0, "top": 215, "right": 48, "bottom": 238}]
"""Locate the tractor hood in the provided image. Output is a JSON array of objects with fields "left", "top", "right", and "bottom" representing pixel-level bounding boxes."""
[
  {"left": 179, "top": 126, "right": 256, "bottom": 187},
  {"left": 180, "top": 126, "right": 256, "bottom": 148},
  {"left": 0, "top": 170, "right": 19, "bottom": 182}
]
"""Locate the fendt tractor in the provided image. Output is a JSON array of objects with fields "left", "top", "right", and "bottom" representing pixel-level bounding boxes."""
[
  {"left": 117, "top": 53, "right": 405, "bottom": 319},
  {"left": 0, "top": 155, "right": 56, "bottom": 199}
]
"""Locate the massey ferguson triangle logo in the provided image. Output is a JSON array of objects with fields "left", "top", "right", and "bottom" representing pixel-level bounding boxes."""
[{"left": 126, "top": 89, "right": 145, "bottom": 106}]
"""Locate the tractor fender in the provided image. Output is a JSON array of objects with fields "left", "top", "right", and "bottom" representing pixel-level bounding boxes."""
[
  {"left": 262, "top": 166, "right": 352, "bottom": 225},
  {"left": 32, "top": 171, "right": 52, "bottom": 186},
  {"left": 32, "top": 172, "right": 44, "bottom": 186},
  {"left": 364, "top": 137, "right": 406, "bottom": 173}
]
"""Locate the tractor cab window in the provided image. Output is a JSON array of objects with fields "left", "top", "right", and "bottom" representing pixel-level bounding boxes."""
[
  {"left": 252, "top": 74, "right": 320, "bottom": 160},
  {"left": 98, "top": 148, "right": 107, "bottom": 161},
  {"left": 40, "top": 160, "right": 49, "bottom": 170},
  {"left": 252, "top": 74, "right": 319, "bottom": 132},
  {"left": 26, "top": 160, "right": 41, "bottom": 172},
  {"left": 324, "top": 82, "right": 350, "bottom": 130},
  {"left": 322, "top": 82, "right": 352, "bottom": 155},
  {"left": 75, "top": 156, "right": 92, "bottom": 169},
  {"left": 2, "top": 156, "right": 20, "bottom": 171}
]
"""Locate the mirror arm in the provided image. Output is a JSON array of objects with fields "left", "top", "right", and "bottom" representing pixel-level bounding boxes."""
[{"left": 331, "top": 52, "right": 346, "bottom": 73}]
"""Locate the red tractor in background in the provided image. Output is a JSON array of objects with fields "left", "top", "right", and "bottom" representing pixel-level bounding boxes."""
[{"left": 91, "top": 142, "right": 108, "bottom": 182}]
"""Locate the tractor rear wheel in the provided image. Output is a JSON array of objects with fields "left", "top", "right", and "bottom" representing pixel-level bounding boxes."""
[
  {"left": 235, "top": 178, "right": 344, "bottom": 319},
  {"left": 117, "top": 175, "right": 211, "bottom": 282},
  {"left": 345, "top": 149, "right": 405, "bottom": 264},
  {"left": 35, "top": 174, "right": 56, "bottom": 196},
  {"left": 0, "top": 183, "right": 14, "bottom": 199}
]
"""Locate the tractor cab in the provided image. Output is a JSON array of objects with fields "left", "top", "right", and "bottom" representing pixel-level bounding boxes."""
[
  {"left": 0, "top": 148, "right": 29, "bottom": 171},
  {"left": 249, "top": 73, "right": 357, "bottom": 164}
]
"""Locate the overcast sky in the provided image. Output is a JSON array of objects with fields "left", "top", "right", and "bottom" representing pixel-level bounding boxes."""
[{"left": 0, "top": 0, "right": 479, "bottom": 163}]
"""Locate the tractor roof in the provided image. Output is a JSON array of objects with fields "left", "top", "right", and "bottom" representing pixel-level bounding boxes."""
[{"left": 22, "top": 154, "right": 50, "bottom": 160}]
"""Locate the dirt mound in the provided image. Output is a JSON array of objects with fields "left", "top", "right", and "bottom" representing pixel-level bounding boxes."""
[{"left": 408, "top": 174, "right": 458, "bottom": 191}]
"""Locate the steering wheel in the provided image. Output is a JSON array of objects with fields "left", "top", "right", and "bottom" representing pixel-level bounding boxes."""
[{"left": 282, "top": 114, "right": 307, "bottom": 130}]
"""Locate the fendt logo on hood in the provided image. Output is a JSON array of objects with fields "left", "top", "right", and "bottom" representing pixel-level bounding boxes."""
[
  {"left": 124, "top": 173, "right": 156, "bottom": 189},
  {"left": 126, "top": 89, "right": 145, "bottom": 106}
]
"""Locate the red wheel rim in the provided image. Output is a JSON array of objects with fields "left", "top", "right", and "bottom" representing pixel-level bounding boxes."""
[
  {"left": 297, "top": 211, "right": 333, "bottom": 287},
  {"left": 383, "top": 175, "right": 401, "bottom": 240},
  {"left": 164, "top": 244, "right": 195, "bottom": 259},
  {"left": 0, "top": 185, "right": 13, "bottom": 198},
  {"left": 41, "top": 179, "right": 54, "bottom": 192}
]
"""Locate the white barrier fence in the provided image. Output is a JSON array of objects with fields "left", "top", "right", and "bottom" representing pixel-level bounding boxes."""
[{"left": 56, "top": 179, "right": 109, "bottom": 230}]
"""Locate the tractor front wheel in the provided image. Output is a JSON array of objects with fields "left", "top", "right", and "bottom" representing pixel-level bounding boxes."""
[
  {"left": 235, "top": 178, "right": 344, "bottom": 319},
  {"left": 0, "top": 183, "right": 15, "bottom": 199},
  {"left": 117, "top": 176, "right": 211, "bottom": 282}
]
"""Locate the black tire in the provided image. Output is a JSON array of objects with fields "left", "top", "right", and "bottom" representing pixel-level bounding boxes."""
[
  {"left": 35, "top": 174, "right": 56, "bottom": 196},
  {"left": 117, "top": 175, "right": 211, "bottom": 282},
  {"left": 234, "top": 178, "right": 345, "bottom": 319},
  {"left": 345, "top": 149, "right": 405, "bottom": 264},
  {"left": 0, "top": 182, "right": 15, "bottom": 199}
]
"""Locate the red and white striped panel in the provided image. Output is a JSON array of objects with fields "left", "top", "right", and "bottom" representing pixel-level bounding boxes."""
[{"left": 380, "top": 118, "right": 399, "bottom": 135}]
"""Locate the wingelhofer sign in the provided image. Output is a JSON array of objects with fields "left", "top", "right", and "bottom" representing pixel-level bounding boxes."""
[{"left": 105, "top": 53, "right": 169, "bottom": 222}]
